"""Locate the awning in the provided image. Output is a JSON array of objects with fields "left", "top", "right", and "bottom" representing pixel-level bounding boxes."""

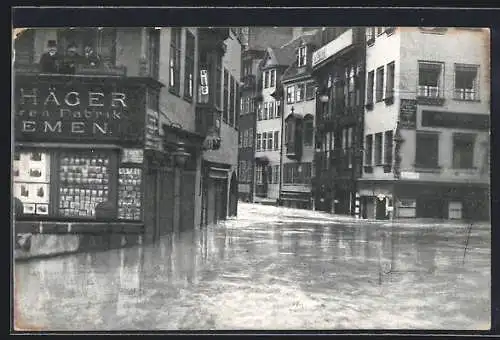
[{"left": 207, "top": 167, "right": 228, "bottom": 180}]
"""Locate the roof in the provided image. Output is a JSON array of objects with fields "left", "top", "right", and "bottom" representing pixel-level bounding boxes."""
[{"left": 280, "top": 29, "right": 323, "bottom": 83}]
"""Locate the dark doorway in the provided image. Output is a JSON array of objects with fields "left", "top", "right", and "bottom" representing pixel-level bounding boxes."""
[
  {"left": 229, "top": 172, "right": 238, "bottom": 217},
  {"left": 375, "top": 197, "right": 387, "bottom": 220},
  {"left": 417, "top": 196, "right": 445, "bottom": 219}
]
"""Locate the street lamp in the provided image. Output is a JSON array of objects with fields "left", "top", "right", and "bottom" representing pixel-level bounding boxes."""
[{"left": 172, "top": 141, "right": 191, "bottom": 168}]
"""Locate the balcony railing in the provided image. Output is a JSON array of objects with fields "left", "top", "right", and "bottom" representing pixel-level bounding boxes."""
[
  {"left": 14, "top": 62, "right": 127, "bottom": 77},
  {"left": 417, "top": 85, "right": 440, "bottom": 98},
  {"left": 454, "top": 88, "right": 478, "bottom": 101}
]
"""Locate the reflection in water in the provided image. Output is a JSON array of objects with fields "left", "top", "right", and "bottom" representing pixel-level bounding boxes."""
[{"left": 14, "top": 206, "right": 491, "bottom": 330}]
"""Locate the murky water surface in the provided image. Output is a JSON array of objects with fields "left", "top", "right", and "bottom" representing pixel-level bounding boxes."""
[{"left": 14, "top": 203, "right": 491, "bottom": 330}]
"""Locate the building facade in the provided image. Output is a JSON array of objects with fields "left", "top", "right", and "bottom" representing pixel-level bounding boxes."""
[
  {"left": 196, "top": 28, "right": 242, "bottom": 226},
  {"left": 13, "top": 27, "right": 241, "bottom": 257},
  {"left": 358, "top": 27, "right": 490, "bottom": 221},
  {"left": 280, "top": 30, "right": 322, "bottom": 209},
  {"left": 311, "top": 27, "right": 367, "bottom": 216},
  {"left": 237, "top": 27, "right": 295, "bottom": 204}
]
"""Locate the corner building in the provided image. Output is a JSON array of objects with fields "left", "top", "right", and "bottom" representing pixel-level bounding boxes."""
[{"left": 358, "top": 27, "right": 490, "bottom": 220}]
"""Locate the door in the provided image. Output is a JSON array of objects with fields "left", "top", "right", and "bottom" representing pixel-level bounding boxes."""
[
  {"left": 159, "top": 168, "right": 174, "bottom": 235},
  {"left": 144, "top": 168, "right": 159, "bottom": 241},
  {"left": 376, "top": 197, "right": 387, "bottom": 220}
]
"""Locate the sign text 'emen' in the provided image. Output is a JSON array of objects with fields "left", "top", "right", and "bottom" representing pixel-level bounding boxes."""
[{"left": 15, "top": 85, "right": 129, "bottom": 139}]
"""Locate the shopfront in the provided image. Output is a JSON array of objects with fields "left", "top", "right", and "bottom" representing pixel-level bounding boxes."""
[{"left": 13, "top": 72, "right": 203, "bottom": 252}]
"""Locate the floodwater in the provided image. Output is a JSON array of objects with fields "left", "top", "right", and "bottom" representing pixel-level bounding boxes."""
[{"left": 14, "top": 203, "right": 491, "bottom": 331}]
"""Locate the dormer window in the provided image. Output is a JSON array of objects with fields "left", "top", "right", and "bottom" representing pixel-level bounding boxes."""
[{"left": 298, "top": 46, "right": 307, "bottom": 67}]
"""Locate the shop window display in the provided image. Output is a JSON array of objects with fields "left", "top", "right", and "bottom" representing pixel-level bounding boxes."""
[
  {"left": 13, "top": 151, "right": 51, "bottom": 215},
  {"left": 58, "top": 152, "right": 111, "bottom": 217},
  {"left": 118, "top": 167, "right": 142, "bottom": 220}
]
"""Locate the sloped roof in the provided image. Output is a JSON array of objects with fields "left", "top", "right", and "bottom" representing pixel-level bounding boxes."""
[{"left": 281, "top": 29, "right": 323, "bottom": 83}]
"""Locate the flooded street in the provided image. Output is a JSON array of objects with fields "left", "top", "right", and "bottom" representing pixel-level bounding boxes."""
[{"left": 14, "top": 203, "right": 491, "bottom": 331}]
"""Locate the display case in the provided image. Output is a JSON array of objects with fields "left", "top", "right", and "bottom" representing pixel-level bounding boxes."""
[
  {"left": 118, "top": 167, "right": 143, "bottom": 220},
  {"left": 13, "top": 151, "right": 51, "bottom": 215},
  {"left": 58, "top": 152, "right": 111, "bottom": 218}
]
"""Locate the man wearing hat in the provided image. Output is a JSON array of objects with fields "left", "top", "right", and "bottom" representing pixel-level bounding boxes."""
[
  {"left": 39, "top": 40, "right": 61, "bottom": 73},
  {"left": 84, "top": 44, "right": 101, "bottom": 67},
  {"left": 60, "top": 42, "right": 83, "bottom": 74}
]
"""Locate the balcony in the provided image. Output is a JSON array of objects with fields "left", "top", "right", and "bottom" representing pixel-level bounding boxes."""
[
  {"left": 416, "top": 85, "right": 445, "bottom": 106},
  {"left": 14, "top": 61, "right": 127, "bottom": 77}
]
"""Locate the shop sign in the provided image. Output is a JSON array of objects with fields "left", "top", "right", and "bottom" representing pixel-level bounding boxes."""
[
  {"left": 145, "top": 108, "right": 161, "bottom": 151},
  {"left": 14, "top": 83, "right": 131, "bottom": 141},
  {"left": 400, "top": 171, "right": 420, "bottom": 180},
  {"left": 198, "top": 69, "right": 209, "bottom": 104},
  {"left": 121, "top": 148, "right": 144, "bottom": 164},
  {"left": 399, "top": 99, "right": 417, "bottom": 129},
  {"left": 312, "top": 29, "right": 353, "bottom": 68},
  {"left": 421, "top": 110, "right": 490, "bottom": 130}
]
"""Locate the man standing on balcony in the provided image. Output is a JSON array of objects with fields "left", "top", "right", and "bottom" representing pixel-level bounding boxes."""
[
  {"left": 39, "top": 40, "right": 61, "bottom": 73},
  {"left": 60, "top": 42, "right": 83, "bottom": 74},
  {"left": 84, "top": 44, "right": 101, "bottom": 67}
]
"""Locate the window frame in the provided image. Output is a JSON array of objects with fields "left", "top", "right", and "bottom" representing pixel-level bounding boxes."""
[
  {"left": 385, "top": 61, "right": 395, "bottom": 100},
  {"left": 298, "top": 46, "right": 307, "bottom": 67},
  {"left": 366, "top": 70, "right": 375, "bottom": 104},
  {"left": 374, "top": 132, "right": 383, "bottom": 165},
  {"left": 417, "top": 61, "right": 445, "bottom": 98},
  {"left": 452, "top": 133, "right": 476, "bottom": 169},
  {"left": 375, "top": 66, "right": 385, "bottom": 102},
  {"left": 169, "top": 27, "right": 182, "bottom": 96},
  {"left": 286, "top": 86, "right": 295, "bottom": 104},
  {"left": 415, "top": 131, "right": 440, "bottom": 169},
  {"left": 454, "top": 63, "right": 480, "bottom": 101},
  {"left": 183, "top": 30, "right": 195, "bottom": 101},
  {"left": 364, "top": 134, "right": 373, "bottom": 166}
]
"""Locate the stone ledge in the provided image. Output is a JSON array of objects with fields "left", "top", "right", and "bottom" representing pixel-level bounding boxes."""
[{"left": 14, "top": 220, "right": 145, "bottom": 234}]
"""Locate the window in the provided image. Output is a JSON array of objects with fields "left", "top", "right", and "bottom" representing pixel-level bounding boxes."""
[
  {"left": 148, "top": 28, "right": 160, "bottom": 80},
  {"left": 306, "top": 82, "right": 316, "bottom": 101},
  {"left": 263, "top": 102, "right": 269, "bottom": 120},
  {"left": 184, "top": 31, "right": 195, "bottom": 100},
  {"left": 298, "top": 46, "right": 307, "bottom": 67},
  {"left": 223, "top": 69, "right": 229, "bottom": 123},
  {"left": 276, "top": 101, "right": 281, "bottom": 117},
  {"left": 296, "top": 83, "right": 305, "bottom": 102},
  {"left": 257, "top": 103, "right": 263, "bottom": 120},
  {"left": 284, "top": 163, "right": 312, "bottom": 184},
  {"left": 366, "top": 27, "right": 375, "bottom": 43},
  {"left": 256, "top": 165, "right": 263, "bottom": 184},
  {"left": 215, "top": 54, "right": 222, "bottom": 108},
  {"left": 367, "top": 70, "right": 374, "bottom": 104},
  {"left": 240, "top": 98, "right": 245, "bottom": 115},
  {"left": 454, "top": 64, "right": 479, "bottom": 100},
  {"left": 418, "top": 61, "right": 444, "bottom": 98},
  {"left": 272, "top": 165, "right": 280, "bottom": 184},
  {"left": 243, "top": 60, "right": 252, "bottom": 76},
  {"left": 416, "top": 132, "right": 439, "bottom": 168},
  {"left": 268, "top": 166, "right": 273, "bottom": 184},
  {"left": 262, "top": 132, "right": 267, "bottom": 151},
  {"left": 268, "top": 101, "right": 275, "bottom": 119},
  {"left": 248, "top": 128, "right": 254, "bottom": 148},
  {"left": 384, "top": 130, "right": 393, "bottom": 165},
  {"left": 303, "top": 117, "right": 314, "bottom": 146},
  {"left": 256, "top": 133, "right": 262, "bottom": 151},
  {"left": 452, "top": 133, "right": 475, "bottom": 169},
  {"left": 376, "top": 66, "right": 384, "bottom": 102},
  {"left": 243, "top": 129, "right": 249, "bottom": 148},
  {"left": 229, "top": 76, "right": 236, "bottom": 126},
  {"left": 270, "top": 69, "right": 276, "bottom": 88},
  {"left": 239, "top": 132, "right": 243, "bottom": 147},
  {"left": 287, "top": 86, "right": 295, "bottom": 104},
  {"left": 13, "top": 151, "right": 51, "bottom": 216},
  {"left": 263, "top": 70, "right": 269, "bottom": 89},
  {"left": 365, "top": 135, "right": 373, "bottom": 166},
  {"left": 274, "top": 131, "right": 280, "bottom": 150},
  {"left": 385, "top": 61, "right": 395, "bottom": 99},
  {"left": 376, "top": 27, "right": 385, "bottom": 35},
  {"left": 267, "top": 132, "right": 273, "bottom": 150},
  {"left": 374, "top": 132, "right": 383, "bottom": 165},
  {"left": 345, "top": 65, "right": 356, "bottom": 107},
  {"left": 169, "top": 28, "right": 182, "bottom": 95},
  {"left": 13, "top": 150, "right": 119, "bottom": 218}
]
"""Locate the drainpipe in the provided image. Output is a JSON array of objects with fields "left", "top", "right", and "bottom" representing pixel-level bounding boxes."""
[{"left": 278, "top": 92, "right": 285, "bottom": 206}]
